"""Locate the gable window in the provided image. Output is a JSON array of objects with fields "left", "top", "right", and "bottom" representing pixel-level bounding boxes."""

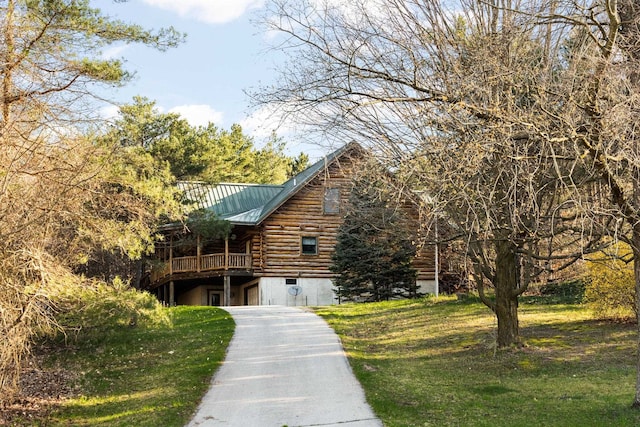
[
  {"left": 323, "top": 187, "right": 340, "bottom": 214},
  {"left": 301, "top": 236, "right": 318, "bottom": 255}
]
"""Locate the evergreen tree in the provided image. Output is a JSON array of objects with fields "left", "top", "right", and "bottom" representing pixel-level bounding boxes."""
[
  {"left": 251, "top": 131, "right": 309, "bottom": 184},
  {"left": 287, "top": 151, "right": 310, "bottom": 178},
  {"left": 106, "top": 98, "right": 305, "bottom": 184},
  {"left": 331, "top": 175, "right": 418, "bottom": 302}
]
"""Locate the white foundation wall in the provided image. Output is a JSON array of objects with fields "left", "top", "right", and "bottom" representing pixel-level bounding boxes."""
[
  {"left": 259, "top": 277, "right": 337, "bottom": 306},
  {"left": 417, "top": 279, "right": 438, "bottom": 295}
]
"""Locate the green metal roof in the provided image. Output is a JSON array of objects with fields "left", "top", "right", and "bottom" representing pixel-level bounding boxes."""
[
  {"left": 178, "top": 142, "right": 359, "bottom": 225},
  {"left": 179, "top": 182, "right": 283, "bottom": 224}
]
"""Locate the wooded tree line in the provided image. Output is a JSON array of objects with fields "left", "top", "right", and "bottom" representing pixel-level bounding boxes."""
[
  {"left": 109, "top": 96, "right": 309, "bottom": 185},
  {"left": 255, "top": 0, "right": 640, "bottom": 406},
  {"left": 0, "top": 0, "right": 305, "bottom": 401}
]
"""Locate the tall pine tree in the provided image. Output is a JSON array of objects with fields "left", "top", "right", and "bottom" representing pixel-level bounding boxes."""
[{"left": 331, "top": 175, "right": 418, "bottom": 302}]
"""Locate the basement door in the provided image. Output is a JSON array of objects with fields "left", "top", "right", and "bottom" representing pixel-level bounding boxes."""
[
  {"left": 245, "top": 285, "right": 259, "bottom": 305},
  {"left": 208, "top": 290, "right": 222, "bottom": 306}
]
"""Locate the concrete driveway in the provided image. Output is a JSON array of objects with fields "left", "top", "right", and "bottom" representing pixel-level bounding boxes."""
[{"left": 186, "top": 306, "right": 383, "bottom": 427}]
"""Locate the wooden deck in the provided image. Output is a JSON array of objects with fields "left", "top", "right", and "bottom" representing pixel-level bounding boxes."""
[{"left": 151, "top": 253, "right": 252, "bottom": 283}]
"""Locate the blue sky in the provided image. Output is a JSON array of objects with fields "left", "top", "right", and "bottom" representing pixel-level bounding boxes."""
[{"left": 96, "top": 0, "right": 325, "bottom": 159}]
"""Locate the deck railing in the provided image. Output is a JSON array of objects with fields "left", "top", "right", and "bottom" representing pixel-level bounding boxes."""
[{"left": 150, "top": 253, "right": 252, "bottom": 283}]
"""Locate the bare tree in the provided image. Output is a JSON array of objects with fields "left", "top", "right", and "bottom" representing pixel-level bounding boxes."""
[
  {"left": 256, "top": 0, "right": 640, "bottom": 406},
  {"left": 255, "top": 0, "right": 607, "bottom": 347},
  {"left": 537, "top": 0, "right": 640, "bottom": 407}
]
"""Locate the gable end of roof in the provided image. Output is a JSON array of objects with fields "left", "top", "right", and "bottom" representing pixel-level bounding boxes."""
[{"left": 255, "top": 141, "right": 363, "bottom": 224}]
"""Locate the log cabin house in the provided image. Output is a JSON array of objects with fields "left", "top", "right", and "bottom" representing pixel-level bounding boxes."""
[{"left": 145, "top": 142, "right": 437, "bottom": 306}]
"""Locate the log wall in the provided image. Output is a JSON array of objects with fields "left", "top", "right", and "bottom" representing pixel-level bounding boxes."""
[
  {"left": 252, "top": 153, "right": 436, "bottom": 281},
  {"left": 256, "top": 157, "right": 352, "bottom": 278}
]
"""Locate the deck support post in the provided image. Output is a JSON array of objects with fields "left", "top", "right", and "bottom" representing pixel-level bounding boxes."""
[
  {"left": 224, "top": 237, "right": 229, "bottom": 270},
  {"left": 169, "top": 280, "right": 175, "bottom": 306},
  {"left": 163, "top": 283, "right": 169, "bottom": 306},
  {"left": 224, "top": 275, "right": 231, "bottom": 306},
  {"left": 169, "top": 235, "right": 173, "bottom": 275},
  {"left": 197, "top": 234, "right": 201, "bottom": 272}
]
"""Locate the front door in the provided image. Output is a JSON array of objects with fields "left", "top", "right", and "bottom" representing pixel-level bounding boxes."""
[{"left": 208, "top": 290, "right": 222, "bottom": 306}]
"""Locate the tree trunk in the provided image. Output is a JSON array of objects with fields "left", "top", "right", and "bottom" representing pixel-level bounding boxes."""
[
  {"left": 632, "top": 225, "right": 640, "bottom": 408},
  {"left": 631, "top": 117, "right": 640, "bottom": 408},
  {"left": 632, "top": 238, "right": 640, "bottom": 407},
  {"left": 632, "top": 152, "right": 640, "bottom": 408},
  {"left": 494, "top": 239, "right": 520, "bottom": 347},
  {"left": 2, "top": 0, "right": 15, "bottom": 126}
]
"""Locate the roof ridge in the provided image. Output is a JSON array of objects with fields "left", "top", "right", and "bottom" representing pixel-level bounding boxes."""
[
  {"left": 215, "top": 182, "right": 284, "bottom": 187},
  {"left": 177, "top": 142, "right": 363, "bottom": 225},
  {"left": 254, "top": 141, "right": 362, "bottom": 224},
  {"left": 177, "top": 180, "right": 283, "bottom": 187}
]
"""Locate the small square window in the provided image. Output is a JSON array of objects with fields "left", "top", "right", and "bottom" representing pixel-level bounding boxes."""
[
  {"left": 301, "top": 236, "right": 318, "bottom": 255},
  {"left": 324, "top": 188, "right": 340, "bottom": 214}
]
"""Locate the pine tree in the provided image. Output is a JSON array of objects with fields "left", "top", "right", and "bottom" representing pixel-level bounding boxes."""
[
  {"left": 331, "top": 176, "right": 418, "bottom": 302},
  {"left": 106, "top": 98, "right": 306, "bottom": 184}
]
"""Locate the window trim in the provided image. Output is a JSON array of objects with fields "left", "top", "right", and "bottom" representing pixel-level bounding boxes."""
[
  {"left": 301, "top": 235, "right": 318, "bottom": 255},
  {"left": 323, "top": 187, "right": 341, "bottom": 214}
]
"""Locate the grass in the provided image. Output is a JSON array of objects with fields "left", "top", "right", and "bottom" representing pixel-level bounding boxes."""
[
  {"left": 314, "top": 296, "right": 640, "bottom": 427},
  {"left": 44, "top": 306, "right": 234, "bottom": 427},
  {"left": 24, "top": 294, "right": 640, "bottom": 426}
]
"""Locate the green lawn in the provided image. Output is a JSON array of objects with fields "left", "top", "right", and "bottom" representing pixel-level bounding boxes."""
[
  {"left": 45, "top": 306, "right": 234, "bottom": 427},
  {"left": 29, "top": 297, "right": 640, "bottom": 426},
  {"left": 315, "top": 296, "right": 640, "bottom": 427}
]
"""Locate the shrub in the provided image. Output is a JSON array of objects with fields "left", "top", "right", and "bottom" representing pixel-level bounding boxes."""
[
  {"left": 54, "top": 277, "right": 169, "bottom": 339},
  {"left": 439, "top": 272, "right": 471, "bottom": 295},
  {"left": 539, "top": 280, "right": 586, "bottom": 304},
  {"left": 0, "top": 251, "right": 76, "bottom": 403},
  {"left": 1, "top": 251, "right": 167, "bottom": 404},
  {"left": 584, "top": 244, "right": 636, "bottom": 321}
]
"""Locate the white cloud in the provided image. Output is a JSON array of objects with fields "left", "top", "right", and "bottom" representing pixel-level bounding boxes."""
[
  {"left": 240, "top": 104, "right": 294, "bottom": 139},
  {"left": 310, "top": 0, "right": 385, "bottom": 23},
  {"left": 142, "top": 0, "right": 265, "bottom": 24},
  {"left": 99, "top": 104, "right": 121, "bottom": 120},
  {"left": 240, "top": 105, "right": 331, "bottom": 161},
  {"left": 169, "top": 104, "right": 224, "bottom": 127},
  {"left": 101, "top": 44, "right": 130, "bottom": 60}
]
